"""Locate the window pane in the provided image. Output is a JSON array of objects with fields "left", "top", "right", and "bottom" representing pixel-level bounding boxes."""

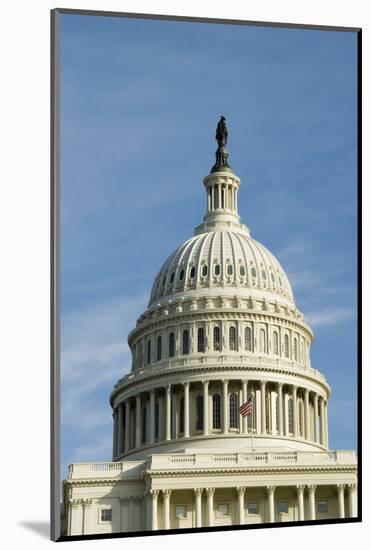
[
  {"left": 213, "top": 326, "right": 221, "bottom": 351},
  {"left": 157, "top": 335, "right": 162, "bottom": 361},
  {"left": 245, "top": 327, "right": 252, "bottom": 351},
  {"left": 218, "top": 503, "right": 229, "bottom": 516},
  {"left": 277, "top": 501, "right": 288, "bottom": 514},
  {"left": 247, "top": 502, "right": 258, "bottom": 514},
  {"left": 175, "top": 505, "right": 186, "bottom": 519},
  {"left": 182, "top": 330, "right": 189, "bottom": 355},
  {"left": 197, "top": 327, "right": 205, "bottom": 352},
  {"left": 101, "top": 509, "right": 112, "bottom": 522},
  {"left": 213, "top": 394, "right": 221, "bottom": 429},
  {"left": 229, "top": 393, "right": 238, "bottom": 428},
  {"left": 215, "top": 264, "right": 221, "bottom": 275},
  {"left": 196, "top": 395, "right": 204, "bottom": 431},
  {"left": 169, "top": 333, "right": 175, "bottom": 358},
  {"left": 317, "top": 500, "right": 328, "bottom": 513},
  {"left": 229, "top": 326, "right": 236, "bottom": 350}
]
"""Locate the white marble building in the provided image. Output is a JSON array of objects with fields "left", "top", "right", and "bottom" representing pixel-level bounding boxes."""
[{"left": 61, "top": 119, "right": 357, "bottom": 536}]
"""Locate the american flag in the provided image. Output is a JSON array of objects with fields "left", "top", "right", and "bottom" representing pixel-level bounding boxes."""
[{"left": 239, "top": 394, "right": 253, "bottom": 417}]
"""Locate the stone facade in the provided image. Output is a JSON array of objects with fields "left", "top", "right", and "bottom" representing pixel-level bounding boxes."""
[{"left": 61, "top": 127, "right": 357, "bottom": 536}]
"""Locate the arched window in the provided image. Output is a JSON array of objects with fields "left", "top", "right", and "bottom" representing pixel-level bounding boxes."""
[
  {"left": 240, "top": 265, "right": 245, "bottom": 276},
  {"left": 214, "top": 264, "right": 221, "bottom": 276},
  {"left": 182, "top": 329, "right": 189, "bottom": 355},
  {"left": 155, "top": 400, "right": 159, "bottom": 440},
  {"left": 196, "top": 395, "right": 204, "bottom": 431},
  {"left": 169, "top": 272, "right": 175, "bottom": 284},
  {"left": 284, "top": 334, "right": 290, "bottom": 358},
  {"left": 273, "top": 331, "right": 279, "bottom": 355},
  {"left": 157, "top": 335, "right": 162, "bottom": 361},
  {"left": 229, "top": 393, "right": 238, "bottom": 428},
  {"left": 227, "top": 264, "right": 233, "bottom": 276},
  {"left": 201, "top": 265, "right": 208, "bottom": 277},
  {"left": 298, "top": 400, "right": 304, "bottom": 437},
  {"left": 169, "top": 332, "right": 175, "bottom": 358},
  {"left": 260, "top": 329, "right": 266, "bottom": 353},
  {"left": 197, "top": 327, "right": 205, "bottom": 353},
  {"left": 245, "top": 327, "right": 252, "bottom": 351},
  {"left": 288, "top": 397, "right": 293, "bottom": 435},
  {"left": 212, "top": 394, "right": 221, "bottom": 429},
  {"left": 294, "top": 339, "right": 298, "bottom": 361},
  {"left": 229, "top": 326, "right": 237, "bottom": 350},
  {"left": 213, "top": 326, "right": 221, "bottom": 351},
  {"left": 146, "top": 339, "right": 151, "bottom": 365},
  {"left": 179, "top": 396, "right": 184, "bottom": 434},
  {"left": 142, "top": 405, "right": 147, "bottom": 444},
  {"left": 179, "top": 269, "right": 184, "bottom": 281}
]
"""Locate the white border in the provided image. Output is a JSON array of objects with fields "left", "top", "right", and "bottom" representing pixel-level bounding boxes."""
[{"left": 1, "top": 1, "right": 368, "bottom": 549}]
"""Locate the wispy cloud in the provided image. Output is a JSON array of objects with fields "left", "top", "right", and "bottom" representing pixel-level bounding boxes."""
[{"left": 304, "top": 307, "right": 355, "bottom": 327}]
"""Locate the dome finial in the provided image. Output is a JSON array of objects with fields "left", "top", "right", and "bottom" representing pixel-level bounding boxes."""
[{"left": 211, "top": 116, "right": 233, "bottom": 173}]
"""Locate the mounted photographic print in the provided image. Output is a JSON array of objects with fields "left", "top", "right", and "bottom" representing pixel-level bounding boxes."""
[{"left": 51, "top": 8, "right": 361, "bottom": 541}]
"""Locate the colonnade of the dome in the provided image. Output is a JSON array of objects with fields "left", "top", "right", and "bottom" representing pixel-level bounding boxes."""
[{"left": 112, "top": 376, "right": 328, "bottom": 460}]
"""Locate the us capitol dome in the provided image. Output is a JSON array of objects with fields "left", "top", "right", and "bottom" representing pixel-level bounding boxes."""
[{"left": 62, "top": 118, "right": 357, "bottom": 536}]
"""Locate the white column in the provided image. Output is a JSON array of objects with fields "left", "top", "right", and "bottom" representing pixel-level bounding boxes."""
[
  {"left": 206, "top": 488, "right": 215, "bottom": 527},
  {"left": 218, "top": 184, "right": 221, "bottom": 210},
  {"left": 112, "top": 410, "right": 118, "bottom": 458},
  {"left": 324, "top": 401, "right": 329, "bottom": 447},
  {"left": 292, "top": 385, "right": 298, "bottom": 438},
  {"left": 313, "top": 394, "right": 319, "bottom": 443},
  {"left": 207, "top": 188, "right": 211, "bottom": 211},
  {"left": 81, "top": 499, "right": 92, "bottom": 535},
  {"left": 165, "top": 385, "right": 171, "bottom": 440},
  {"left": 124, "top": 400, "right": 130, "bottom": 452},
  {"left": 261, "top": 381, "right": 266, "bottom": 435},
  {"left": 135, "top": 395, "right": 141, "bottom": 448},
  {"left": 297, "top": 485, "right": 305, "bottom": 521},
  {"left": 242, "top": 380, "right": 248, "bottom": 434},
  {"left": 150, "top": 490, "right": 159, "bottom": 530},
  {"left": 266, "top": 486, "right": 275, "bottom": 523},
  {"left": 194, "top": 488, "right": 203, "bottom": 528},
  {"left": 203, "top": 381, "right": 209, "bottom": 436},
  {"left": 304, "top": 389, "right": 310, "bottom": 440},
  {"left": 223, "top": 379, "right": 229, "bottom": 434},
  {"left": 184, "top": 382, "right": 190, "bottom": 438},
  {"left": 236, "top": 487, "right": 246, "bottom": 525},
  {"left": 117, "top": 404, "right": 123, "bottom": 455},
  {"left": 278, "top": 383, "right": 283, "bottom": 436},
  {"left": 172, "top": 391, "right": 178, "bottom": 439},
  {"left": 162, "top": 489, "right": 171, "bottom": 529},
  {"left": 320, "top": 397, "right": 325, "bottom": 446},
  {"left": 149, "top": 390, "right": 155, "bottom": 444},
  {"left": 308, "top": 485, "right": 316, "bottom": 520},
  {"left": 348, "top": 484, "right": 357, "bottom": 518},
  {"left": 158, "top": 392, "right": 164, "bottom": 441},
  {"left": 337, "top": 485, "right": 345, "bottom": 518}
]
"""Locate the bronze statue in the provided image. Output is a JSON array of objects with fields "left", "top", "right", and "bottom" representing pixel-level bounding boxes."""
[{"left": 216, "top": 116, "right": 228, "bottom": 147}]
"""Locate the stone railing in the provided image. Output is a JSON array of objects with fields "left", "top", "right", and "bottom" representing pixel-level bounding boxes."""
[
  {"left": 148, "top": 450, "right": 357, "bottom": 470},
  {"left": 66, "top": 450, "right": 356, "bottom": 481},
  {"left": 114, "top": 355, "right": 326, "bottom": 391},
  {"left": 67, "top": 460, "right": 144, "bottom": 480}
]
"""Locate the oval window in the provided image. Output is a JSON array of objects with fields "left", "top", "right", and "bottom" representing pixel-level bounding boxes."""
[
  {"left": 169, "top": 272, "right": 175, "bottom": 283},
  {"left": 271, "top": 272, "right": 275, "bottom": 283},
  {"left": 179, "top": 269, "right": 184, "bottom": 281},
  {"left": 202, "top": 265, "right": 208, "bottom": 277},
  {"left": 162, "top": 275, "right": 167, "bottom": 287},
  {"left": 262, "top": 270, "right": 267, "bottom": 280},
  {"left": 227, "top": 264, "right": 233, "bottom": 275},
  {"left": 240, "top": 265, "right": 245, "bottom": 276},
  {"left": 251, "top": 267, "right": 257, "bottom": 278},
  {"left": 190, "top": 266, "right": 195, "bottom": 279},
  {"left": 214, "top": 264, "right": 221, "bottom": 276}
]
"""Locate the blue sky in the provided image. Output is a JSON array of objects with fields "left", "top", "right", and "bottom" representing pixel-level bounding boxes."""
[{"left": 60, "top": 14, "right": 358, "bottom": 479}]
